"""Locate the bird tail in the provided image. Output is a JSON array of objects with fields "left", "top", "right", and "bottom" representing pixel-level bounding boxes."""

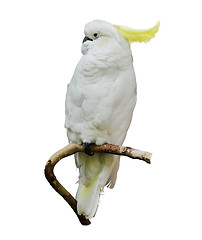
[{"left": 75, "top": 152, "right": 120, "bottom": 219}]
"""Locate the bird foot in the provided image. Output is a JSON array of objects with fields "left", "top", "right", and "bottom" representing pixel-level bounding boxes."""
[{"left": 83, "top": 142, "right": 94, "bottom": 156}]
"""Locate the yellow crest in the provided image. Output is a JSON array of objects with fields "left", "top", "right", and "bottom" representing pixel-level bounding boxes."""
[{"left": 114, "top": 21, "right": 160, "bottom": 43}]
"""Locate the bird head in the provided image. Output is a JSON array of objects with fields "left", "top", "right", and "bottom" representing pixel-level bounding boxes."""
[{"left": 81, "top": 20, "right": 122, "bottom": 55}]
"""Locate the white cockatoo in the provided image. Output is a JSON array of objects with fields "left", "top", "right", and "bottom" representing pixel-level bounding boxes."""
[{"left": 65, "top": 20, "right": 159, "bottom": 219}]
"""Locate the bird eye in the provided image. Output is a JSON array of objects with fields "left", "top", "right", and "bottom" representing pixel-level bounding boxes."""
[{"left": 93, "top": 33, "right": 99, "bottom": 39}]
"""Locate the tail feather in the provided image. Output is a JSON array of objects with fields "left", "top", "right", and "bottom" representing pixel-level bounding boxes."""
[
  {"left": 105, "top": 155, "right": 120, "bottom": 189},
  {"left": 76, "top": 174, "right": 101, "bottom": 219}
]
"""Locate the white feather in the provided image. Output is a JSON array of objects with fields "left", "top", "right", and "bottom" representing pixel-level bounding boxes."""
[{"left": 65, "top": 20, "right": 137, "bottom": 219}]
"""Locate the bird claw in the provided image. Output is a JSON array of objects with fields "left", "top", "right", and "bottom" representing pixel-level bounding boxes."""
[{"left": 83, "top": 142, "right": 94, "bottom": 156}]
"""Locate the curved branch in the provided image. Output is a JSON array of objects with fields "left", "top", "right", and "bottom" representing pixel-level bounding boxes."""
[{"left": 44, "top": 143, "right": 152, "bottom": 225}]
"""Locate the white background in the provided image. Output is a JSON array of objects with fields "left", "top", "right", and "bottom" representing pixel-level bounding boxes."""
[{"left": 1, "top": 0, "right": 202, "bottom": 239}]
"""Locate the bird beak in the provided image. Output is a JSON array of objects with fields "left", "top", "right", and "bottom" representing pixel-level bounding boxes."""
[{"left": 82, "top": 36, "right": 93, "bottom": 43}]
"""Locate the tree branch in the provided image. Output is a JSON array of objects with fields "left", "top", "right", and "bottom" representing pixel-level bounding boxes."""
[{"left": 44, "top": 143, "right": 152, "bottom": 225}]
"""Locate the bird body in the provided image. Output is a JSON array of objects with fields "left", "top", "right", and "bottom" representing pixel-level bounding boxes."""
[{"left": 65, "top": 20, "right": 159, "bottom": 219}]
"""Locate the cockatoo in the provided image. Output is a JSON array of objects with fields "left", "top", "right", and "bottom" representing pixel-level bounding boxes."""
[{"left": 65, "top": 20, "right": 159, "bottom": 219}]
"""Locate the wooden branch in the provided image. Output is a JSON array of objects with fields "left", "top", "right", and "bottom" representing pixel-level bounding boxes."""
[
  {"left": 44, "top": 143, "right": 152, "bottom": 225},
  {"left": 87, "top": 143, "right": 152, "bottom": 164}
]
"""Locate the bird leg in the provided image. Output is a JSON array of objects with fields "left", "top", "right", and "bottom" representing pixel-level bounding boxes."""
[{"left": 83, "top": 142, "right": 94, "bottom": 156}]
